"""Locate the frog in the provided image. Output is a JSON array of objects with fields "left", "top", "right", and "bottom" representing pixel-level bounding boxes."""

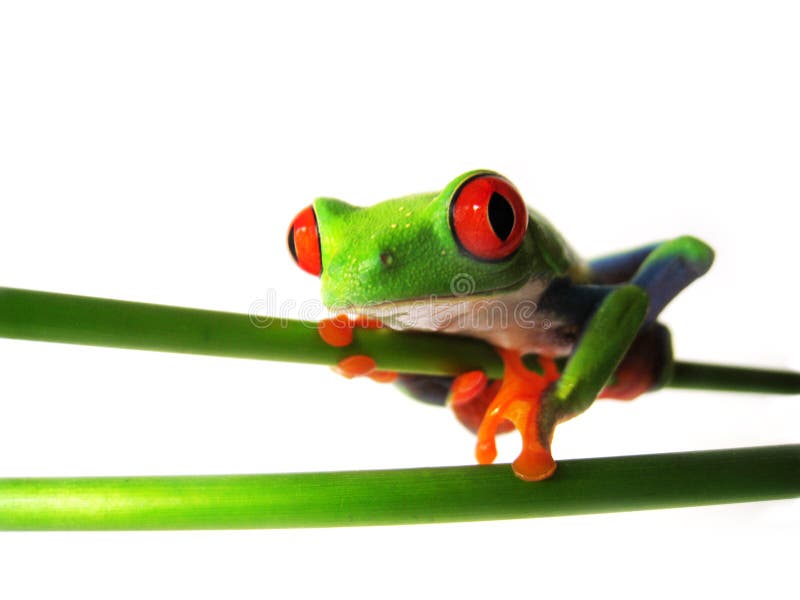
[{"left": 287, "top": 170, "right": 714, "bottom": 481}]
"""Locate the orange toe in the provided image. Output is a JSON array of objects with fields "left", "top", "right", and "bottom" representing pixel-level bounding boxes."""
[
  {"left": 512, "top": 448, "right": 557, "bottom": 482},
  {"left": 334, "top": 355, "right": 377, "bottom": 379},
  {"left": 318, "top": 314, "right": 355, "bottom": 347},
  {"left": 368, "top": 370, "right": 398, "bottom": 383},
  {"left": 449, "top": 371, "right": 489, "bottom": 406}
]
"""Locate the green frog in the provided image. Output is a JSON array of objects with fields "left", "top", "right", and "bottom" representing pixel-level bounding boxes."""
[{"left": 288, "top": 170, "right": 714, "bottom": 480}]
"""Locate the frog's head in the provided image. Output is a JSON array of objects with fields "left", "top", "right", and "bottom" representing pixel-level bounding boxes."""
[{"left": 288, "top": 170, "right": 573, "bottom": 317}]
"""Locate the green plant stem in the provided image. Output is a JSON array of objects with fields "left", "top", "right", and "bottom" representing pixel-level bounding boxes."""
[
  {"left": 0, "top": 446, "right": 795, "bottom": 530},
  {"left": 0, "top": 287, "right": 504, "bottom": 376},
  {"left": 0, "top": 286, "right": 798, "bottom": 392},
  {"left": 669, "top": 362, "right": 800, "bottom": 394},
  {"left": 0, "top": 288, "right": 797, "bottom": 529}
]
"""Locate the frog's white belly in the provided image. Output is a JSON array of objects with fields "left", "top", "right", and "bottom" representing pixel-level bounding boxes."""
[{"left": 356, "top": 278, "right": 576, "bottom": 357}]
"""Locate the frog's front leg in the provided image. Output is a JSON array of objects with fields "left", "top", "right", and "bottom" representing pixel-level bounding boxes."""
[{"left": 476, "top": 285, "right": 649, "bottom": 481}]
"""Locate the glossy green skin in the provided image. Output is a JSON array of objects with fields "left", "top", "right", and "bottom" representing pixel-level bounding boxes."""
[{"left": 314, "top": 170, "right": 580, "bottom": 310}]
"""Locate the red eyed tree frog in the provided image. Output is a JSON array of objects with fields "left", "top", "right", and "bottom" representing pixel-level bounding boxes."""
[{"left": 287, "top": 170, "right": 714, "bottom": 481}]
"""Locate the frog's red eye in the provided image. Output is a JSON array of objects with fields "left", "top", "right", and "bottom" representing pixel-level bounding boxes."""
[
  {"left": 449, "top": 175, "right": 528, "bottom": 261},
  {"left": 288, "top": 205, "right": 322, "bottom": 276}
]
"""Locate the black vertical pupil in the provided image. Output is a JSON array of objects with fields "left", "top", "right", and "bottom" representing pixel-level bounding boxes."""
[
  {"left": 287, "top": 228, "right": 298, "bottom": 262},
  {"left": 488, "top": 193, "right": 515, "bottom": 241}
]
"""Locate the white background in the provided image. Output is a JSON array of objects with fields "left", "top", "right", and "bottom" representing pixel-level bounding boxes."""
[{"left": 1, "top": 1, "right": 798, "bottom": 598}]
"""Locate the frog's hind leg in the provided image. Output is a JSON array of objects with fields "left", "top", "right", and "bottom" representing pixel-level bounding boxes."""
[
  {"left": 591, "top": 236, "right": 714, "bottom": 324},
  {"left": 629, "top": 236, "right": 714, "bottom": 323},
  {"left": 600, "top": 321, "right": 674, "bottom": 400},
  {"left": 589, "top": 242, "right": 660, "bottom": 284},
  {"left": 593, "top": 236, "right": 713, "bottom": 399}
]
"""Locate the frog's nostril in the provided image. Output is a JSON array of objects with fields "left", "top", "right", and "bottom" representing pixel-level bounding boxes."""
[{"left": 380, "top": 252, "right": 395, "bottom": 268}]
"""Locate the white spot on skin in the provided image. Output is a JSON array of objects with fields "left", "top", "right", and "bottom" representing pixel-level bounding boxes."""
[
  {"left": 405, "top": 223, "right": 411, "bottom": 228},
  {"left": 391, "top": 223, "right": 397, "bottom": 229}
]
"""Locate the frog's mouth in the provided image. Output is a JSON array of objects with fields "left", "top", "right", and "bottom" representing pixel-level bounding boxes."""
[{"left": 338, "top": 277, "right": 548, "bottom": 333}]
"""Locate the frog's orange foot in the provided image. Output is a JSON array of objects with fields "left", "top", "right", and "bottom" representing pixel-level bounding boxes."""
[
  {"left": 475, "top": 349, "right": 561, "bottom": 481},
  {"left": 319, "top": 315, "right": 397, "bottom": 383}
]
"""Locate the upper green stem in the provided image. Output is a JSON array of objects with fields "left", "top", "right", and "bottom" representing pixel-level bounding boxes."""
[
  {"left": 0, "top": 286, "right": 504, "bottom": 376},
  {"left": 0, "top": 286, "right": 798, "bottom": 393}
]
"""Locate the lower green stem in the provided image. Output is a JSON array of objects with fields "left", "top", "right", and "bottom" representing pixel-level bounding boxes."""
[{"left": 0, "top": 445, "right": 796, "bottom": 530}]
